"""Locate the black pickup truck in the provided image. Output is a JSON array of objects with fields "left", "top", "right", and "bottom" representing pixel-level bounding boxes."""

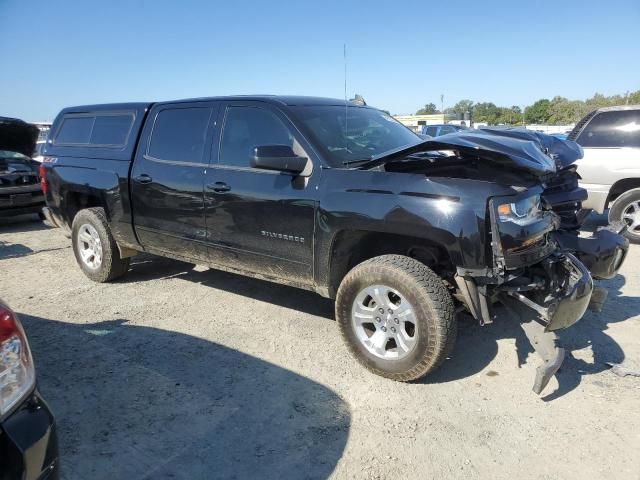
[{"left": 41, "top": 96, "right": 628, "bottom": 393}]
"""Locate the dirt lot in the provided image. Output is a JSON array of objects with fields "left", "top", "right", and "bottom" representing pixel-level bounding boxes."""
[{"left": 1, "top": 214, "right": 639, "bottom": 480}]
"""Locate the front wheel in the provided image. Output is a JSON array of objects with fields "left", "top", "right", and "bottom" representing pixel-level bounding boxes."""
[
  {"left": 609, "top": 188, "right": 640, "bottom": 244},
  {"left": 72, "top": 207, "right": 130, "bottom": 282},
  {"left": 335, "top": 255, "right": 456, "bottom": 382}
]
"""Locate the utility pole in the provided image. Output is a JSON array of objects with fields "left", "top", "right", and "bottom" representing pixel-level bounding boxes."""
[{"left": 440, "top": 94, "right": 444, "bottom": 117}]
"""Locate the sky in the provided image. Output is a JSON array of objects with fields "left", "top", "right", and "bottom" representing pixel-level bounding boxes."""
[{"left": 1, "top": 0, "right": 639, "bottom": 122}]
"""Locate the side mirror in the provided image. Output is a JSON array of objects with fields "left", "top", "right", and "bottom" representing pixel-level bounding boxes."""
[{"left": 251, "top": 145, "right": 308, "bottom": 175}]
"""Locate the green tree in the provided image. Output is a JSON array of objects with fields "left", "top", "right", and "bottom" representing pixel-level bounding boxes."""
[
  {"left": 627, "top": 90, "right": 640, "bottom": 104},
  {"left": 472, "top": 102, "right": 501, "bottom": 124},
  {"left": 415, "top": 103, "right": 439, "bottom": 115},
  {"left": 525, "top": 99, "right": 551, "bottom": 124},
  {"left": 446, "top": 99, "right": 474, "bottom": 117}
]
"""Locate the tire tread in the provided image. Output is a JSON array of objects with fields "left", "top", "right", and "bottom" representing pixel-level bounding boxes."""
[
  {"left": 72, "top": 207, "right": 130, "bottom": 282},
  {"left": 336, "top": 254, "right": 456, "bottom": 382}
]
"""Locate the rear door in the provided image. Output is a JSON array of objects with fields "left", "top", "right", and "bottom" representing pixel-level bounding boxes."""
[
  {"left": 203, "top": 101, "right": 319, "bottom": 285},
  {"left": 131, "top": 102, "right": 218, "bottom": 261}
]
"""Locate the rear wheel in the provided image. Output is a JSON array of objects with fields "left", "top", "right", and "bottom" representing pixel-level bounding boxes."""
[
  {"left": 609, "top": 188, "right": 640, "bottom": 244},
  {"left": 336, "top": 255, "right": 456, "bottom": 382},
  {"left": 72, "top": 208, "right": 130, "bottom": 282}
]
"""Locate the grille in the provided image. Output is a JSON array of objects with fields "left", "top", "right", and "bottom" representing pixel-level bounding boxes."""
[{"left": 0, "top": 173, "right": 39, "bottom": 187}]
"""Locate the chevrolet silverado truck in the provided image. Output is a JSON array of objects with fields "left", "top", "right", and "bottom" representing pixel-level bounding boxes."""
[{"left": 40, "top": 96, "right": 628, "bottom": 393}]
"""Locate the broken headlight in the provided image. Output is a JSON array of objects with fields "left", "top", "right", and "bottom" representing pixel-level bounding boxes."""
[{"left": 497, "top": 194, "right": 542, "bottom": 225}]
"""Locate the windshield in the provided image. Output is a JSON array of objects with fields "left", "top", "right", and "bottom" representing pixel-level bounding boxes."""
[{"left": 290, "top": 105, "right": 422, "bottom": 167}]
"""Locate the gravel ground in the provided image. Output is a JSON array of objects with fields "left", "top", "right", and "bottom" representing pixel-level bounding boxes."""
[{"left": 1, "top": 214, "right": 639, "bottom": 480}]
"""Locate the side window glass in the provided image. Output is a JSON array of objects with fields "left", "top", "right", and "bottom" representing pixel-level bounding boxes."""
[
  {"left": 219, "top": 106, "right": 296, "bottom": 168},
  {"left": 426, "top": 126, "right": 437, "bottom": 136},
  {"left": 90, "top": 115, "right": 133, "bottom": 146},
  {"left": 148, "top": 107, "right": 211, "bottom": 163},
  {"left": 55, "top": 117, "right": 93, "bottom": 144},
  {"left": 439, "top": 126, "right": 455, "bottom": 135},
  {"left": 54, "top": 114, "right": 134, "bottom": 146},
  {"left": 578, "top": 110, "right": 640, "bottom": 148}
]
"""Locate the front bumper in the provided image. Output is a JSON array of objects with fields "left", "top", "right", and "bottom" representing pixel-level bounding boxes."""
[
  {"left": 457, "top": 252, "right": 594, "bottom": 394},
  {"left": 504, "top": 252, "right": 593, "bottom": 332},
  {"left": 0, "top": 390, "right": 59, "bottom": 480},
  {"left": 552, "top": 228, "right": 628, "bottom": 280},
  {"left": 0, "top": 186, "right": 44, "bottom": 218}
]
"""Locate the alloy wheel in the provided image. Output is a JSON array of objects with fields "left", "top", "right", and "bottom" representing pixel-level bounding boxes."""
[{"left": 351, "top": 284, "right": 418, "bottom": 360}]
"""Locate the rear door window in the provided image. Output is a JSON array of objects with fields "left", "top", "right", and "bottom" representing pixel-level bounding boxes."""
[
  {"left": 426, "top": 126, "right": 438, "bottom": 136},
  {"left": 147, "top": 107, "right": 212, "bottom": 163},
  {"left": 577, "top": 110, "right": 640, "bottom": 148}
]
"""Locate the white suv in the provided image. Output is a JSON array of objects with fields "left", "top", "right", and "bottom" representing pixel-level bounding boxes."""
[{"left": 571, "top": 105, "right": 640, "bottom": 243}]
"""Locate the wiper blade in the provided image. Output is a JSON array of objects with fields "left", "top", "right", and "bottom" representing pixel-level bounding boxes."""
[{"left": 342, "top": 157, "right": 373, "bottom": 167}]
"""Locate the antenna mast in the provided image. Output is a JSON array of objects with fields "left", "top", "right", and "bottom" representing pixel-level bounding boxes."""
[{"left": 344, "top": 43, "right": 348, "bottom": 138}]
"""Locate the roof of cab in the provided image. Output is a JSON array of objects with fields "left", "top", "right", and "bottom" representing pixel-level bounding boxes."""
[
  {"left": 157, "top": 95, "right": 356, "bottom": 107},
  {"left": 60, "top": 96, "right": 362, "bottom": 113}
]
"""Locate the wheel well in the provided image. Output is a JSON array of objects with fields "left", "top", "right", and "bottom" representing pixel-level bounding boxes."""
[
  {"left": 607, "top": 179, "right": 640, "bottom": 207},
  {"left": 328, "top": 230, "right": 453, "bottom": 298},
  {"left": 63, "top": 192, "right": 103, "bottom": 227}
]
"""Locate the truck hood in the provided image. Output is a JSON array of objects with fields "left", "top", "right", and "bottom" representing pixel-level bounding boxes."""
[
  {"left": 363, "top": 128, "right": 583, "bottom": 177},
  {"left": 0, "top": 117, "right": 39, "bottom": 158}
]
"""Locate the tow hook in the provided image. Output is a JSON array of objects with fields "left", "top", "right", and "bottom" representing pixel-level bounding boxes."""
[{"left": 520, "top": 319, "right": 565, "bottom": 394}]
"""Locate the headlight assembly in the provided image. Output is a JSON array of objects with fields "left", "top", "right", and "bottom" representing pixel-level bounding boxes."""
[{"left": 497, "top": 194, "right": 542, "bottom": 225}]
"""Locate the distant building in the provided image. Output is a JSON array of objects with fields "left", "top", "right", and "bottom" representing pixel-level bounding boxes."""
[
  {"left": 393, "top": 113, "right": 456, "bottom": 132},
  {"left": 32, "top": 122, "right": 52, "bottom": 142}
]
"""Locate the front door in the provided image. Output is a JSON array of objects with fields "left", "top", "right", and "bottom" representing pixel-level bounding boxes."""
[
  {"left": 131, "top": 102, "right": 218, "bottom": 261},
  {"left": 204, "top": 101, "right": 319, "bottom": 286}
]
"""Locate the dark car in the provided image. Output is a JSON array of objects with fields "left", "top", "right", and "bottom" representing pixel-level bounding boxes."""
[
  {"left": 0, "top": 300, "right": 59, "bottom": 479},
  {"left": 420, "top": 123, "right": 467, "bottom": 137},
  {"left": 41, "top": 96, "right": 628, "bottom": 393},
  {"left": 0, "top": 117, "right": 45, "bottom": 219}
]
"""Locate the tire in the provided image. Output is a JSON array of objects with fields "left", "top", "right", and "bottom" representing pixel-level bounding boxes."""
[
  {"left": 71, "top": 207, "right": 130, "bottom": 282},
  {"left": 335, "top": 254, "right": 456, "bottom": 382},
  {"left": 609, "top": 188, "right": 640, "bottom": 244}
]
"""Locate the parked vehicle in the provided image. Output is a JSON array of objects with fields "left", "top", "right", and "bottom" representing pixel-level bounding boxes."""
[
  {"left": 569, "top": 105, "right": 640, "bottom": 242},
  {"left": 0, "top": 300, "right": 59, "bottom": 479},
  {"left": 420, "top": 123, "right": 467, "bottom": 137},
  {"left": 41, "top": 96, "right": 628, "bottom": 393},
  {"left": 0, "top": 117, "right": 45, "bottom": 219}
]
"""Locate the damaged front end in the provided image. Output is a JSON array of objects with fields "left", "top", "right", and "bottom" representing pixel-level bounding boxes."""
[
  {"left": 378, "top": 128, "right": 629, "bottom": 393},
  {"left": 468, "top": 131, "right": 627, "bottom": 393}
]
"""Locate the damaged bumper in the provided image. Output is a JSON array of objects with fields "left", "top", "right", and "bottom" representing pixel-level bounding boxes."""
[
  {"left": 504, "top": 253, "right": 593, "bottom": 332},
  {"left": 552, "top": 227, "right": 628, "bottom": 280},
  {"left": 457, "top": 239, "right": 620, "bottom": 394}
]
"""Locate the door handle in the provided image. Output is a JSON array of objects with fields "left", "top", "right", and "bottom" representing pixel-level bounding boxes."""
[
  {"left": 133, "top": 174, "right": 153, "bottom": 184},
  {"left": 207, "top": 182, "right": 231, "bottom": 193}
]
